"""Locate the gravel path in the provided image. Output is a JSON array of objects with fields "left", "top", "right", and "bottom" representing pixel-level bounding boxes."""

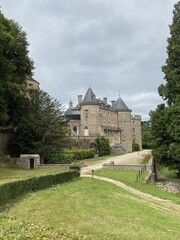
[
  {"left": 81, "top": 174, "right": 180, "bottom": 216},
  {"left": 81, "top": 150, "right": 150, "bottom": 174},
  {"left": 81, "top": 150, "right": 180, "bottom": 216}
]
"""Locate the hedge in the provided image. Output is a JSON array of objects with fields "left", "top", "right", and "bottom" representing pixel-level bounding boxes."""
[
  {"left": 65, "top": 149, "right": 96, "bottom": 160},
  {"left": 0, "top": 170, "right": 80, "bottom": 208},
  {"left": 45, "top": 149, "right": 96, "bottom": 164}
]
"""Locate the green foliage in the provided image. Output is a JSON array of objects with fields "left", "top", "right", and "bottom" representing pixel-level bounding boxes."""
[
  {"left": 45, "top": 153, "right": 74, "bottom": 164},
  {"left": 45, "top": 149, "right": 96, "bottom": 164},
  {"left": 132, "top": 143, "right": 140, "bottom": 152},
  {"left": 0, "top": 11, "right": 34, "bottom": 126},
  {"left": 158, "top": 2, "right": 180, "bottom": 106},
  {"left": 96, "top": 136, "right": 110, "bottom": 156},
  {"left": 8, "top": 90, "right": 70, "bottom": 157},
  {"left": 65, "top": 149, "right": 96, "bottom": 160},
  {"left": 141, "top": 121, "right": 152, "bottom": 149},
  {"left": 0, "top": 170, "right": 79, "bottom": 208},
  {"left": 150, "top": 2, "right": 180, "bottom": 176}
]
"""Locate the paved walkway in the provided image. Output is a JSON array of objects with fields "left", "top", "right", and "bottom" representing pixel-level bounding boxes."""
[{"left": 81, "top": 150, "right": 151, "bottom": 174}]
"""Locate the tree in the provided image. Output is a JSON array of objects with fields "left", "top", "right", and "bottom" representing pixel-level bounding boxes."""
[
  {"left": 96, "top": 137, "right": 110, "bottom": 156},
  {"left": 9, "top": 90, "right": 70, "bottom": 158},
  {"left": 0, "top": 11, "right": 33, "bottom": 126},
  {"left": 141, "top": 121, "right": 152, "bottom": 149},
  {"left": 150, "top": 2, "right": 180, "bottom": 176}
]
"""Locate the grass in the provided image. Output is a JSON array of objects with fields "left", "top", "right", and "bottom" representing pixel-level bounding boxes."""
[
  {"left": 5, "top": 178, "right": 180, "bottom": 240},
  {"left": 158, "top": 167, "right": 180, "bottom": 181},
  {"left": 94, "top": 169, "right": 180, "bottom": 203},
  {"left": 0, "top": 167, "right": 67, "bottom": 185}
]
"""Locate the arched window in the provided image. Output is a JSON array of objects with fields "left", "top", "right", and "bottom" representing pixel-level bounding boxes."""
[{"left": 84, "top": 126, "right": 89, "bottom": 136}]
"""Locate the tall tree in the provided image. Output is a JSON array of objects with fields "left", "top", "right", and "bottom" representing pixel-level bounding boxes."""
[
  {"left": 150, "top": 2, "right": 180, "bottom": 176},
  {"left": 0, "top": 11, "right": 33, "bottom": 126},
  {"left": 9, "top": 90, "right": 70, "bottom": 157}
]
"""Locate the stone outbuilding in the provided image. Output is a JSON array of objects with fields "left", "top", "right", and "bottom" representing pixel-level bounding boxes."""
[{"left": 17, "top": 154, "right": 40, "bottom": 169}]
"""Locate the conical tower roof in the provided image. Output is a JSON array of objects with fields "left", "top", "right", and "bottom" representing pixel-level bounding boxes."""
[
  {"left": 82, "top": 87, "right": 97, "bottom": 103},
  {"left": 114, "top": 97, "right": 131, "bottom": 112}
]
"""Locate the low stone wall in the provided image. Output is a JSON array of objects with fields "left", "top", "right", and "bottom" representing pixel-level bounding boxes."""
[
  {"left": 38, "top": 164, "right": 70, "bottom": 170},
  {"left": 103, "top": 157, "right": 156, "bottom": 183},
  {"left": 144, "top": 158, "right": 156, "bottom": 183},
  {"left": 103, "top": 164, "right": 144, "bottom": 171}
]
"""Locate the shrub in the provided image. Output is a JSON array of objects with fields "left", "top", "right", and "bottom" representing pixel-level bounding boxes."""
[
  {"left": 132, "top": 143, "right": 140, "bottom": 152},
  {"left": 44, "top": 149, "right": 96, "bottom": 164},
  {"left": 0, "top": 171, "right": 80, "bottom": 208},
  {"left": 96, "top": 137, "right": 110, "bottom": 156},
  {"left": 44, "top": 153, "right": 74, "bottom": 164},
  {"left": 65, "top": 149, "right": 96, "bottom": 160}
]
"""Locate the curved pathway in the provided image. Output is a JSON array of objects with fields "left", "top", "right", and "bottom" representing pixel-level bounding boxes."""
[
  {"left": 81, "top": 150, "right": 150, "bottom": 174},
  {"left": 81, "top": 174, "right": 180, "bottom": 216}
]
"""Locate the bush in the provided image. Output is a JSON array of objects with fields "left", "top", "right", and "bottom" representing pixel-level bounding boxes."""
[
  {"left": 44, "top": 149, "right": 96, "bottom": 164},
  {"left": 0, "top": 171, "right": 80, "bottom": 208},
  {"left": 65, "top": 149, "right": 96, "bottom": 160},
  {"left": 132, "top": 143, "right": 140, "bottom": 152},
  {"left": 44, "top": 153, "right": 74, "bottom": 164},
  {"left": 96, "top": 137, "right": 110, "bottom": 156}
]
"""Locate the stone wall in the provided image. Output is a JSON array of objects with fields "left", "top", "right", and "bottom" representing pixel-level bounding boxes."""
[
  {"left": 9, "top": 154, "right": 40, "bottom": 169},
  {"left": 38, "top": 164, "right": 70, "bottom": 170},
  {"left": 103, "top": 163, "right": 145, "bottom": 171}
]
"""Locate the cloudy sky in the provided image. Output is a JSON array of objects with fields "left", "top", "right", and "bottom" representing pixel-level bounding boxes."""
[{"left": 0, "top": 0, "right": 177, "bottom": 120}]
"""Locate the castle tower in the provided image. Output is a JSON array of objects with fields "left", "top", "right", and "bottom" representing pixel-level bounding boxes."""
[{"left": 114, "top": 96, "right": 132, "bottom": 152}]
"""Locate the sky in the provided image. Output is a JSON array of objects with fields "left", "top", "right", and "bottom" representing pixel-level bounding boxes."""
[{"left": 0, "top": 0, "right": 177, "bottom": 120}]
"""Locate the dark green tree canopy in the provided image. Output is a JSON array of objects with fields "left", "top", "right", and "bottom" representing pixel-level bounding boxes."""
[
  {"left": 9, "top": 90, "right": 70, "bottom": 157},
  {"left": 159, "top": 2, "right": 180, "bottom": 106},
  {"left": 0, "top": 11, "right": 34, "bottom": 126},
  {"left": 150, "top": 2, "right": 180, "bottom": 176}
]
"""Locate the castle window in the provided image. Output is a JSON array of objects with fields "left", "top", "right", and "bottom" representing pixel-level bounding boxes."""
[
  {"left": 84, "top": 126, "right": 89, "bottom": 136},
  {"left": 84, "top": 109, "right": 88, "bottom": 118},
  {"left": 103, "top": 120, "right": 106, "bottom": 126},
  {"left": 73, "top": 126, "right": 78, "bottom": 136}
]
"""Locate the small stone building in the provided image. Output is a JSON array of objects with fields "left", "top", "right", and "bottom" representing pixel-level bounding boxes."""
[
  {"left": 66, "top": 87, "right": 142, "bottom": 153},
  {"left": 17, "top": 154, "right": 40, "bottom": 169}
]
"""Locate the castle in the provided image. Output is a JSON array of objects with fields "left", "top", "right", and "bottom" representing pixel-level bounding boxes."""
[{"left": 66, "top": 87, "right": 142, "bottom": 153}]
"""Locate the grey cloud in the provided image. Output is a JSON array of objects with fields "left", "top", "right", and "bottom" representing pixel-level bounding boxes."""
[{"left": 1, "top": 0, "right": 177, "bottom": 120}]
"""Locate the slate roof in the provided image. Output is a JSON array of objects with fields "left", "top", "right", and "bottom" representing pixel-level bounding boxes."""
[
  {"left": 82, "top": 87, "right": 97, "bottom": 103},
  {"left": 114, "top": 97, "right": 131, "bottom": 112}
]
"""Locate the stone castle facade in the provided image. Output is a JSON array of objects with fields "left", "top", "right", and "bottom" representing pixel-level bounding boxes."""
[{"left": 66, "top": 87, "right": 142, "bottom": 153}]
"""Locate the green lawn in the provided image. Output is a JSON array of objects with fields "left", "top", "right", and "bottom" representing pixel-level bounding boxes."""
[
  {"left": 95, "top": 169, "right": 180, "bottom": 203},
  {"left": 5, "top": 178, "right": 180, "bottom": 240},
  {"left": 0, "top": 167, "right": 67, "bottom": 185}
]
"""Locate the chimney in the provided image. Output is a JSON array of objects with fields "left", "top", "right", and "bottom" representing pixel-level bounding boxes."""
[
  {"left": 111, "top": 100, "right": 115, "bottom": 108},
  {"left": 92, "top": 94, "right": 96, "bottom": 100},
  {"left": 78, "top": 95, "right": 82, "bottom": 104},
  {"left": 103, "top": 97, "right": 107, "bottom": 104}
]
